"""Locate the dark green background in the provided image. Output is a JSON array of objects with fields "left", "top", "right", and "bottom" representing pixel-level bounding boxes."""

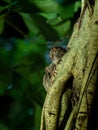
[{"left": 0, "top": 0, "right": 81, "bottom": 129}]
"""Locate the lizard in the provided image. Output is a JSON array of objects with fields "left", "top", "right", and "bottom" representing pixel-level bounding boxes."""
[{"left": 43, "top": 46, "right": 67, "bottom": 92}]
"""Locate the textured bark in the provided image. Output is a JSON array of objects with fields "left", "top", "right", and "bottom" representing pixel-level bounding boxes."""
[{"left": 40, "top": 0, "right": 98, "bottom": 130}]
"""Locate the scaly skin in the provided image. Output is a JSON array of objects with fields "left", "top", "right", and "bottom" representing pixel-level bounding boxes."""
[{"left": 43, "top": 47, "right": 67, "bottom": 92}]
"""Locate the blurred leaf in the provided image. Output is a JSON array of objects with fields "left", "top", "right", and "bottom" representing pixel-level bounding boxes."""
[
  {"left": 0, "top": 124, "right": 9, "bottom": 130},
  {"left": 15, "top": 39, "right": 44, "bottom": 57},
  {"left": 54, "top": 0, "right": 66, "bottom": 4},
  {"left": 74, "top": 1, "right": 81, "bottom": 12},
  {"left": 3, "top": 0, "right": 11, "bottom": 2},
  {"left": 29, "top": 72, "right": 41, "bottom": 85},
  {"left": 33, "top": 102, "right": 41, "bottom": 130},
  {"left": 54, "top": 20, "right": 71, "bottom": 36},
  {"left": 58, "top": 3, "right": 74, "bottom": 19},
  {"left": 46, "top": 15, "right": 61, "bottom": 26},
  {"left": 0, "top": 2, "right": 18, "bottom": 14},
  {"left": 31, "top": 14, "right": 60, "bottom": 40},
  {"left": 20, "top": 13, "right": 40, "bottom": 35},
  {"left": 0, "top": 15, "right": 4, "bottom": 34},
  {"left": 53, "top": 0, "right": 77, "bottom": 4},
  {"left": 39, "top": 13, "right": 57, "bottom": 20},
  {"left": 0, "top": 82, "right": 7, "bottom": 95},
  {"left": 12, "top": 0, "right": 41, "bottom": 13},
  {"left": 33, "top": 0, "right": 58, "bottom": 13}
]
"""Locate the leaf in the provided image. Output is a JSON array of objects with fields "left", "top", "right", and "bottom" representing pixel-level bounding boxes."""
[
  {"left": 39, "top": 13, "right": 57, "bottom": 20},
  {"left": 47, "top": 15, "right": 62, "bottom": 26},
  {"left": 58, "top": 3, "right": 74, "bottom": 19},
  {"left": 33, "top": 0, "right": 58, "bottom": 13},
  {"left": 0, "top": 123, "right": 9, "bottom": 130},
  {"left": 3, "top": 0, "right": 11, "bottom": 2},
  {"left": 14, "top": 0, "right": 41, "bottom": 13},
  {"left": 0, "top": 82, "right": 6, "bottom": 95},
  {"left": 54, "top": 20, "right": 71, "bottom": 36},
  {"left": 31, "top": 14, "right": 60, "bottom": 40},
  {"left": 20, "top": 13, "right": 39, "bottom": 35},
  {"left": 74, "top": 1, "right": 81, "bottom": 12},
  {"left": 0, "top": 15, "right": 4, "bottom": 34}
]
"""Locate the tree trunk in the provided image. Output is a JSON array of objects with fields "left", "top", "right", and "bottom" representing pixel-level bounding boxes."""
[{"left": 40, "top": 0, "right": 98, "bottom": 130}]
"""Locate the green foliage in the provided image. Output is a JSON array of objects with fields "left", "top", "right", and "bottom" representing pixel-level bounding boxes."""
[{"left": 0, "top": 0, "right": 81, "bottom": 130}]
